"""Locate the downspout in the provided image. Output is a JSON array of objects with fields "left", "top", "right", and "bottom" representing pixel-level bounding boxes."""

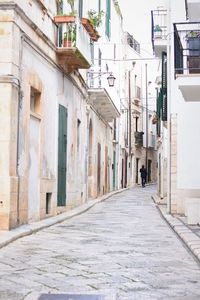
[
  {"left": 167, "top": 0, "right": 171, "bottom": 214},
  {"left": 16, "top": 34, "right": 25, "bottom": 224}
]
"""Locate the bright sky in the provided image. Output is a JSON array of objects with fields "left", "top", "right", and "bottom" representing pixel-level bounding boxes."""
[
  {"left": 119, "top": 0, "right": 164, "bottom": 57},
  {"left": 118, "top": 0, "right": 165, "bottom": 111}
]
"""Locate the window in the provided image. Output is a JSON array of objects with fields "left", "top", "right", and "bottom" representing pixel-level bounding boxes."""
[
  {"left": 30, "top": 87, "right": 41, "bottom": 115},
  {"left": 135, "top": 117, "right": 138, "bottom": 132}
]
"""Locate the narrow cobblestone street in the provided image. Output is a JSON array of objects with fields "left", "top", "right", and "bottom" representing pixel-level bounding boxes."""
[{"left": 0, "top": 186, "right": 200, "bottom": 300}]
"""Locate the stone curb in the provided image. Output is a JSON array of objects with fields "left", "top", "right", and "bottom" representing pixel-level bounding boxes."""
[
  {"left": 152, "top": 195, "right": 200, "bottom": 263},
  {"left": 0, "top": 188, "right": 128, "bottom": 250}
]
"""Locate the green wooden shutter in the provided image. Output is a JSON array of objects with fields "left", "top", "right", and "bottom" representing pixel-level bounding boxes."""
[
  {"left": 57, "top": 105, "right": 68, "bottom": 206},
  {"left": 113, "top": 150, "right": 116, "bottom": 189},
  {"left": 156, "top": 90, "right": 162, "bottom": 136},
  {"left": 162, "top": 52, "right": 167, "bottom": 121},
  {"left": 78, "top": 0, "right": 83, "bottom": 19},
  {"left": 57, "top": 0, "right": 63, "bottom": 14},
  {"left": 106, "top": 0, "right": 111, "bottom": 39}
]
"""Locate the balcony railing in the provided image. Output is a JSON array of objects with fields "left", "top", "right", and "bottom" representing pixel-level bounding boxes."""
[
  {"left": 54, "top": 16, "right": 92, "bottom": 72},
  {"left": 134, "top": 131, "right": 143, "bottom": 147},
  {"left": 126, "top": 33, "right": 140, "bottom": 54},
  {"left": 132, "top": 86, "right": 141, "bottom": 100},
  {"left": 151, "top": 10, "right": 167, "bottom": 52},
  {"left": 174, "top": 22, "right": 200, "bottom": 75},
  {"left": 148, "top": 133, "right": 156, "bottom": 149}
]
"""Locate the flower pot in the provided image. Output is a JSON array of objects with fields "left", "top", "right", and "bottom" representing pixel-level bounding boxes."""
[
  {"left": 187, "top": 37, "right": 200, "bottom": 56},
  {"left": 81, "top": 18, "right": 100, "bottom": 41},
  {"left": 63, "top": 40, "right": 72, "bottom": 47},
  {"left": 54, "top": 15, "right": 76, "bottom": 23}
]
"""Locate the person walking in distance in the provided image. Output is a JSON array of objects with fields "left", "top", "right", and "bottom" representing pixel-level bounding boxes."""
[{"left": 140, "top": 165, "right": 147, "bottom": 187}]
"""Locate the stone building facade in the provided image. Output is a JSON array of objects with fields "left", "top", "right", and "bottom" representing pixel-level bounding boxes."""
[{"left": 0, "top": 0, "right": 157, "bottom": 230}]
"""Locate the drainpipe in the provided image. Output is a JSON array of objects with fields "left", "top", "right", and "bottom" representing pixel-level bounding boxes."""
[
  {"left": 16, "top": 80, "right": 22, "bottom": 224},
  {"left": 167, "top": 0, "right": 171, "bottom": 214},
  {"left": 16, "top": 34, "right": 25, "bottom": 225},
  {"left": 145, "top": 63, "right": 148, "bottom": 172},
  {"left": 128, "top": 70, "right": 131, "bottom": 156}
]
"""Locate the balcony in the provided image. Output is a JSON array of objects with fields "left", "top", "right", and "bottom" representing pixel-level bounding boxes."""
[
  {"left": 151, "top": 10, "right": 167, "bottom": 57},
  {"left": 54, "top": 16, "right": 92, "bottom": 73},
  {"left": 125, "top": 32, "right": 140, "bottom": 54},
  {"left": 134, "top": 131, "right": 143, "bottom": 147},
  {"left": 132, "top": 86, "right": 141, "bottom": 105},
  {"left": 87, "top": 69, "right": 120, "bottom": 123},
  {"left": 174, "top": 22, "right": 200, "bottom": 101},
  {"left": 148, "top": 133, "right": 156, "bottom": 149}
]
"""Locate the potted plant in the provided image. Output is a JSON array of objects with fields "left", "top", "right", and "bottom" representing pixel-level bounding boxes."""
[
  {"left": 54, "top": 0, "right": 76, "bottom": 23},
  {"left": 81, "top": 10, "right": 104, "bottom": 42},
  {"left": 152, "top": 111, "right": 158, "bottom": 124},
  {"left": 186, "top": 30, "right": 200, "bottom": 73},
  {"left": 87, "top": 9, "right": 104, "bottom": 29},
  {"left": 186, "top": 30, "right": 200, "bottom": 56},
  {"left": 154, "top": 24, "right": 162, "bottom": 38},
  {"left": 63, "top": 28, "right": 76, "bottom": 47}
]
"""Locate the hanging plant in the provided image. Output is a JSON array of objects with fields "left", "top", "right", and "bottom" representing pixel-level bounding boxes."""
[
  {"left": 152, "top": 111, "right": 158, "bottom": 124},
  {"left": 88, "top": 9, "right": 104, "bottom": 29}
]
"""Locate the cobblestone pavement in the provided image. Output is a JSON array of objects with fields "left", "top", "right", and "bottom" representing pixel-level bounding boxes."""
[{"left": 0, "top": 186, "right": 200, "bottom": 300}]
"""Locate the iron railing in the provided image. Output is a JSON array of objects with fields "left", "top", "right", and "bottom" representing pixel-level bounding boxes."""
[
  {"left": 133, "top": 86, "right": 141, "bottom": 100},
  {"left": 126, "top": 32, "right": 140, "bottom": 54},
  {"left": 151, "top": 10, "right": 167, "bottom": 52},
  {"left": 134, "top": 131, "right": 143, "bottom": 147},
  {"left": 174, "top": 22, "right": 200, "bottom": 75}
]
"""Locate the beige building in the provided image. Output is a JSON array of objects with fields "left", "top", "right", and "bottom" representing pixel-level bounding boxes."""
[
  {"left": 0, "top": 0, "right": 123, "bottom": 230},
  {"left": 0, "top": 0, "right": 158, "bottom": 231}
]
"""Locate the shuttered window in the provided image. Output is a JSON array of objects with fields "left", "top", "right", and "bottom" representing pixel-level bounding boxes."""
[{"left": 162, "top": 51, "right": 167, "bottom": 121}]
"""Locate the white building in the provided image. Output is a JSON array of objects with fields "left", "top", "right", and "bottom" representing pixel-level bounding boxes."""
[{"left": 152, "top": 0, "right": 200, "bottom": 224}]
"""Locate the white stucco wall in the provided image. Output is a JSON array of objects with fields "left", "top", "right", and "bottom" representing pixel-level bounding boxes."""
[{"left": 170, "top": 0, "right": 200, "bottom": 190}]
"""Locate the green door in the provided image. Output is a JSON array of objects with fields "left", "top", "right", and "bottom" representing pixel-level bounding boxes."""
[
  {"left": 57, "top": 105, "right": 68, "bottom": 206},
  {"left": 113, "top": 150, "right": 116, "bottom": 189}
]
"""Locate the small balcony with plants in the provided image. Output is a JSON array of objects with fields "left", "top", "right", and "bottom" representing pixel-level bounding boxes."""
[
  {"left": 54, "top": 0, "right": 103, "bottom": 72},
  {"left": 54, "top": 18, "right": 92, "bottom": 72},
  {"left": 174, "top": 22, "right": 200, "bottom": 101},
  {"left": 151, "top": 9, "right": 167, "bottom": 57}
]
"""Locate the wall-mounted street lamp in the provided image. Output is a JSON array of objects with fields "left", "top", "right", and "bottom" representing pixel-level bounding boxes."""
[
  {"left": 107, "top": 73, "right": 116, "bottom": 87},
  {"left": 87, "top": 71, "right": 116, "bottom": 88}
]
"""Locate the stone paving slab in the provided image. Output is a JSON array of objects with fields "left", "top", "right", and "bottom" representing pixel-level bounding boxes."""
[
  {"left": 152, "top": 195, "right": 200, "bottom": 263},
  {"left": 0, "top": 189, "right": 126, "bottom": 250},
  {"left": 1, "top": 186, "right": 200, "bottom": 300}
]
